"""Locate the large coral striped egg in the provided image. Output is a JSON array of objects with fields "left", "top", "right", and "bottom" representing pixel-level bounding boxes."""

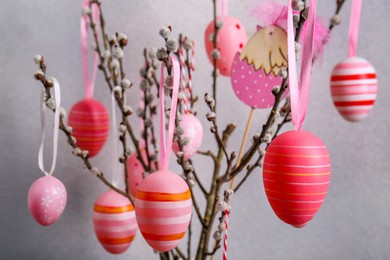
[
  {"left": 330, "top": 56, "right": 378, "bottom": 122},
  {"left": 93, "top": 189, "right": 137, "bottom": 254},
  {"left": 68, "top": 98, "right": 109, "bottom": 157},
  {"left": 135, "top": 171, "right": 192, "bottom": 252},
  {"left": 263, "top": 131, "right": 331, "bottom": 228},
  {"left": 205, "top": 16, "right": 247, "bottom": 76}
]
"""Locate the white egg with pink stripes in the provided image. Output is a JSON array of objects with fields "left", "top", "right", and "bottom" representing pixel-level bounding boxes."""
[{"left": 330, "top": 56, "right": 378, "bottom": 122}]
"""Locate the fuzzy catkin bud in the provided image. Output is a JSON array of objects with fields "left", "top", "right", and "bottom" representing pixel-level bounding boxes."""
[
  {"left": 123, "top": 106, "right": 133, "bottom": 116},
  {"left": 165, "top": 75, "right": 174, "bottom": 89},
  {"left": 292, "top": 0, "right": 305, "bottom": 11},
  {"left": 330, "top": 15, "right": 341, "bottom": 26},
  {"left": 156, "top": 48, "right": 168, "bottom": 61},
  {"left": 34, "top": 55, "right": 43, "bottom": 65},
  {"left": 46, "top": 98, "right": 56, "bottom": 110},
  {"left": 166, "top": 38, "right": 178, "bottom": 52},
  {"left": 34, "top": 70, "right": 45, "bottom": 81},
  {"left": 112, "top": 45, "right": 124, "bottom": 59},
  {"left": 121, "top": 78, "right": 131, "bottom": 89},
  {"left": 216, "top": 201, "right": 228, "bottom": 212},
  {"left": 113, "top": 86, "right": 122, "bottom": 98},
  {"left": 149, "top": 48, "right": 157, "bottom": 59},
  {"left": 206, "top": 112, "right": 216, "bottom": 121},
  {"left": 117, "top": 33, "right": 128, "bottom": 47},
  {"left": 102, "top": 50, "right": 111, "bottom": 59},
  {"left": 183, "top": 38, "right": 193, "bottom": 50},
  {"left": 159, "top": 26, "right": 172, "bottom": 39},
  {"left": 211, "top": 49, "right": 220, "bottom": 59}
]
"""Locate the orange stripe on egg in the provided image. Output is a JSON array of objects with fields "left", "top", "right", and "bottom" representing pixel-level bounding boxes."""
[
  {"left": 136, "top": 190, "right": 191, "bottom": 202},
  {"left": 98, "top": 235, "right": 135, "bottom": 245},
  {"left": 142, "top": 232, "right": 185, "bottom": 241},
  {"left": 94, "top": 204, "right": 134, "bottom": 214},
  {"left": 263, "top": 169, "right": 331, "bottom": 176}
]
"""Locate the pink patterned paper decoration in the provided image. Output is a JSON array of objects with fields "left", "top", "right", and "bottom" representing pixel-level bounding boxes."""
[
  {"left": 172, "top": 113, "right": 203, "bottom": 160},
  {"left": 28, "top": 176, "right": 67, "bottom": 226},
  {"left": 205, "top": 16, "right": 247, "bottom": 76},
  {"left": 330, "top": 57, "right": 377, "bottom": 122},
  {"left": 231, "top": 25, "right": 287, "bottom": 108},
  {"left": 93, "top": 189, "right": 137, "bottom": 254}
]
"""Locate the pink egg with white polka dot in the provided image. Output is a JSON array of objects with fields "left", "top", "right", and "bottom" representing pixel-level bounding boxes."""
[
  {"left": 125, "top": 148, "right": 151, "bottom": 198},
  {"left": 28, "top": 175, "right": 67, "bottom": 226},
  {"left": 205, "top": 16, "right": 247, "bottom": 76},
  {"left": 172, "top": 113, "right": 203, "bottom": 160}
]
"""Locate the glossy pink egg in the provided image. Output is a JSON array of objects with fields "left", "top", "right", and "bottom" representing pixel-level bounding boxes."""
[
  {"left": 28, "top": 175, "right": 67, "bottom": 226},
  {"left": 68, "top": 98, "right": 109, "bottom": 157},
  {"left": 205, "top": 16, "right": 247, "bottom": 76},
  {"left": 135, "top": 171, "right": 192, "bottom": 252},
  {"left": 172, "top": 113, "right": 203, "bottom": 160},
  {"left": 93, "top": 189, "right": 137, "bottom": 254},
  {"left": 263, "top": 130, "right": 331, "bottom": 228}
]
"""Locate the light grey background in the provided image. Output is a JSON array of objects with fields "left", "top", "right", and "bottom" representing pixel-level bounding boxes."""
[{"left": 1, "top": 0, "right": 389, "bottom": 259}]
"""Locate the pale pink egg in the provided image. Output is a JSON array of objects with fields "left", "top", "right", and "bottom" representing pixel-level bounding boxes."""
[
  {"left": 28, "top": 175, "right": 67, "bottom": 226},
  {"left": 330, "top": 56, "right": 378, "bottom": 122},
  {"left": 135, "top": 171, "right": 192, "bottom": 252},
  {"left": 172, "top": 113, "right": 203, "bottom": 160},
  {"left": 93, "top": 189, "right": 137, "bottom": 254},
  {"left": 205, "top": 16, "right": 247, "bottom": 76}
]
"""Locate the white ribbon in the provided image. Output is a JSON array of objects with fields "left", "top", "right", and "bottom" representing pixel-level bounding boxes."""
[
  {"left": 38, "top": 78, "right": 61, "bottom": 176},
  {"left": 111, "top": 91, "right": 120, "bottom": 188}
]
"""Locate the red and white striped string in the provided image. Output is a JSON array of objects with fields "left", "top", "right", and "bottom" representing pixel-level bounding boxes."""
[
  {"left": 178, "top": 43, "right": 190, "bottom": 113},
  {"left": 223, "top": 209, "right": 229, "bottom": 260},
  {"left": 178, "top": 37, "right": 195, "bottom": 113}
]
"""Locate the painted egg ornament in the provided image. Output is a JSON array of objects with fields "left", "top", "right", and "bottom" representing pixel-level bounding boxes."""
[
  {"left": 93, "top": 189, "right": 137, "bottom": 254},
  {"left": 330, "top": 56, "right": 378, "bottom": 122},
  {"left": 135, "top": 171, "right": 192, "bottom": 252},
  {"left": 28, "top": 175, "right": 67, "bottom": 226},
  {"left": 125, "top": 148, "right": 151, "bottom": 198},
  {"left": 68, "top": 98, "right": 109, "bottom": 157},
  {"left": 205, "top": 16, "right": 247, "bottom": 76},
  {"left": 263, "top": 130, "right": 331, "bottom": 228},
  {"left": 231, "top": 25, "right": 287, "bottom": 108},
  {"left": 172, "top": 113, "right": 203, "bottom": 160}
]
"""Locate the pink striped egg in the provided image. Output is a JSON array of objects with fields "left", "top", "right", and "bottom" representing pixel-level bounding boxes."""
[
  {"left": 93, "top": 189, "right": 137, "bottom": 254},
  {"left": 28, "top": 176, "right": 67, "bottom": 226},
  {"left": 172, "top": 113, "right": 203, "bottom": 160},
  {"left": 135, "top": 171, "right": 192, "bottom": 252},
  {"left": 68, "top": 98, "right": 109, "bottom": 157},
  {"left": 205, "top": 16, "right": 247, "bottom": 76},
  {"left": 330, "top": 56, "right": 378, "bottom": 122},
  {"left": 263, "top": 130, "right": 331, "bottom": 228}
]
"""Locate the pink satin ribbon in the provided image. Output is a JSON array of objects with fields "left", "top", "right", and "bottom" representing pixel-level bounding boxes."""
[
  {"left": 220, "top": 0, "right": 228, "bottom": 16},
  {"left": 80, "top": 0, "right": 100, "bottom": 99},
  {"left": 348, "top": 0, "right": 362, "bottom": 57},
  {"left": 159, "top": 56, "right": 180, "bottom": 170},
  {"left": 287, "top": 0, "right": 316, "bottom": 131}
]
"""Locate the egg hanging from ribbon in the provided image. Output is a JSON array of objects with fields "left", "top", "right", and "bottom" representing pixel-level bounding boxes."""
[
  {"left": 93, "top": 189, "right": 137, "bottom": 254},
  {"left": 172, "top": 113, "right": 203, "bottom": 160},
  {"left": 205, "top": 16, "right": 247, "bottom": 76},
  {"left": 263, "top": 130, "right": 331, "bottom": 228},
  {"left": 68, "top": 98, "right": 109, "bottom": 157},
  {"left": 28, "top": 175, "right": 67, "bottom": 226},
  {"left": 135, "top": 171, "right": 192, "bottom": 252},
  {"left": 231, "top": 25, "right": 287, "bottom": 108},
  {"left": 330, "top": 56, "right": 378, "bottom": 122}
]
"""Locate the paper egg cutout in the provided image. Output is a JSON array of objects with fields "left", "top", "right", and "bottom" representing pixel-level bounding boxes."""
[
  {"left": 172, "top": 113, "right": 203, "bottom": 160},
  {"left": 126, "top": 148, "right": 149, "bottom": 198},
  {"left": 205, "top": 16, "right": 247, "bottom": 76},
  {"left": 68, "top": 98, "right": 109, "bottom": 157},
  {"left": 263, "top": 130, "right": 331, "bottom": 228},
  {"left": 231, "top": 25, "right": 287, "bottom": 108},
  {"left": 93, "top": 189, "right": 137, "bottom": 254},
  {"left": 135, "top": 171, "right": 192, "bottom": 252},
  {"left": 330, "top": 56, "right": 378, "bottom": 122},
  {"left": 28, "top": 175, "right": 67, "bottom": 226}
]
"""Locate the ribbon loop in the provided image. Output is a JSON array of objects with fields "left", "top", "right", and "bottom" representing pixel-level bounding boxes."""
[
  {"left": 81, "top": 0, "right": 100, "bottom": 99},
  {"left": 159, "top": 56, "right": 180, "bottom": 170},
  {"left": 287, "top": 0, "right": 316, "bottom": 131},
  {"left": 348, "top": 0, "right": 362, "bottom": 57},
  {"left": 110, "top": 91, "right": 121, "bottom": 188},
  {"left": 220, "top": 0, "right": 228, "bottom": 16},
  {"left": 38, "top": 78, "right": 61, "bottom": 176}
]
